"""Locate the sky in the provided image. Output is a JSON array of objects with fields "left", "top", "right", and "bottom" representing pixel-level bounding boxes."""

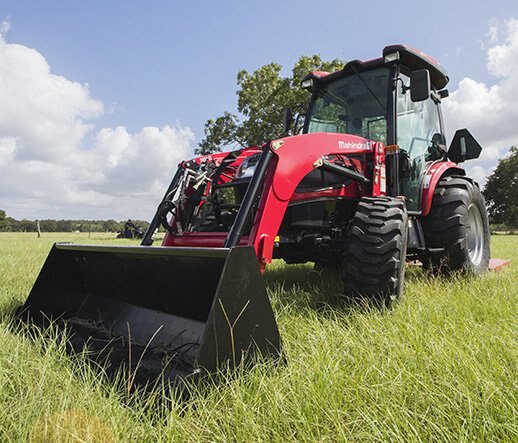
[{"left": 0, "top": 0, "right": 517, "bottom": 220}]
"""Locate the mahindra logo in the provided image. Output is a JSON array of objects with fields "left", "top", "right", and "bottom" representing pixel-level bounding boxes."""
[{"left": 338, "top": 140, "right": 372, "bottom": 150}]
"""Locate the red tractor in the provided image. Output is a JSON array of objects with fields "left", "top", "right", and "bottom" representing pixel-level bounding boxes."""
[{"left": 18, "top": 45, "right": 490, "bottom": 386}]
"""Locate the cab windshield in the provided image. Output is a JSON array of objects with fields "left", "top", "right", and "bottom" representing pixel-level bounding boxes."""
[{"left": 306, "top": 67, "right": 390, "bottom": 143}]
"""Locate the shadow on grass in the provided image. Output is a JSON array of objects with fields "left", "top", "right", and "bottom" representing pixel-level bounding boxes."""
[
  {"left": 4, "top": 310, "right": 198, "bottom": 411},
  {"left": 264, "top": 263, "right": 352, "bottom": 314},
  {"left": 264, "top": 260, "right": 444, "bottom": 315},
  {"left": 404, "top": 263, "right": 431, "bottom": 284}
]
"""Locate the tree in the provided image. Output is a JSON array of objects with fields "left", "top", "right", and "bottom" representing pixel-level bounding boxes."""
[
  {"left": 18, "top": 219, "right": 37, "bottom": 232},
  {"left": 0, "top": 210, "right": 7, "bottom": 231},
  {"left": 197, "top": 55, "right": 345, "bottom": 154},
  {"left": 103, "top": 219, "right": 122, "bottom": 232},
  {"left": 56, "top": 219, "right": 74, "bottom": 232},
  {"left": 483, "top": 146, "right": 518, "bottom": 227},
  {"left": 39, "top": 219, "right": 57, "bottom": 232}
]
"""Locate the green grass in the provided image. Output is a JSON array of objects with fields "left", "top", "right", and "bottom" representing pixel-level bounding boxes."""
[{"left": 0, "top": 232, "right": 517, "bottom": 442}]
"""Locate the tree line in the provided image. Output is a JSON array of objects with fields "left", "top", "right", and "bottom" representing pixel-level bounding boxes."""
[
  {"left": 483, "top": 146, "right": 517, "bottom": 230},
  {"left": 0, "top": 210, "right": 150, "bottom": 233}
]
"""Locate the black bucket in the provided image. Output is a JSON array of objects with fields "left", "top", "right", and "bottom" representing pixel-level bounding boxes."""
[{"left": 17, "top": 243, "right": 280, "bottom": 386}]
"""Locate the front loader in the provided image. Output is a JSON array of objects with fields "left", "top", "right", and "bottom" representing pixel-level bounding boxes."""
[{"left": 17, "top": 45, "right": 490, "bottom": 386}]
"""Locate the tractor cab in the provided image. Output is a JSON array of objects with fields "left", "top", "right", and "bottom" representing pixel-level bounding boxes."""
[{"left": 302, "top": 45, "right": 450, "bottom": 212}]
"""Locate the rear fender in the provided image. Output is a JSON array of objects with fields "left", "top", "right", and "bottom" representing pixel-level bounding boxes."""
[{"left": 421, "top": 161, "right": 465, "bottom": 216}]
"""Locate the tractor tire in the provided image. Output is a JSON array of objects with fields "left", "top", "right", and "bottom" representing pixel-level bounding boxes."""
[
  {"left": 421, "top": 175, "right": 490, "bottom": 275},
  {"left": 342, "top": 197, "right": 408, "bottom": 308}
]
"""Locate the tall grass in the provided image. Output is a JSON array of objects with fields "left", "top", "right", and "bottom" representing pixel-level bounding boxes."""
[{"left": 0, "top": 232, "right": 516, "bottom": 442}]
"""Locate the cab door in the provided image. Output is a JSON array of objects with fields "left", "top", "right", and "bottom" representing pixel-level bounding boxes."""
[{"left": 396, "top": 73, "right": 443, "bottom": 212}]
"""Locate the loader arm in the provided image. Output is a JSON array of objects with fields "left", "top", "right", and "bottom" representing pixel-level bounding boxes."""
[{"left": 246, "top": 133, "right": 386, "bottom": 267}]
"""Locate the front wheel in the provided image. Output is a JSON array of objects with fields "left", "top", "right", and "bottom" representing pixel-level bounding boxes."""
[
  {"left": 421, "top": 176, "right": 490, "bottom": 274},
  {"left": 342, "top": 197, "right": 408, "bottom": 308}
]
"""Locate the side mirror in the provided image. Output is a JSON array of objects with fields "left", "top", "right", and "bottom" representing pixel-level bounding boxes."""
[
  {"left": 282, "top": 108, "right": 293, "bottom": 135},
  {"left": 447, "top": 129, "right": 482, "bottom": 163},
  {"left": 410, "top": 69, "right": 431, "bottom": 102}
]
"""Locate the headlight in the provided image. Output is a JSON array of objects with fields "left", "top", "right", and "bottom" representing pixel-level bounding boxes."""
[{"left": 235, "top": 153, "right": 260, "bottom": 179}]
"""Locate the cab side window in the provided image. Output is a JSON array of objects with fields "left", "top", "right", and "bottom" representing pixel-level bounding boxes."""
[{"left": 396, "top": 73, "right": 442, "bottom": 211}]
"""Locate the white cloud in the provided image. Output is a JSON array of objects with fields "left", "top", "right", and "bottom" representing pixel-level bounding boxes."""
[
  {"left": 443, "top": 18, "right": 518, "bottom": 186},
  {"left": 2, "top": 18, "right": 516, "bottom": 220},
  {"left": 0, "top": 25, "right": 194, "bottom": 220},
  {"left": 0, "top": 17, "right": 10, "bottom": 38}
]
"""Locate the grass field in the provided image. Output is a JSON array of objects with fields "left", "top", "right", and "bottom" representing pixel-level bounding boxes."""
[{"left": 0, "top": 232, "right": 516, "bottom": 442}]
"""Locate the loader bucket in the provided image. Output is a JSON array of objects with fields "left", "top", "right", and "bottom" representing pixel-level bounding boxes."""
[{"left": 17, "top": 243, "right": 280, "bottom": 386}]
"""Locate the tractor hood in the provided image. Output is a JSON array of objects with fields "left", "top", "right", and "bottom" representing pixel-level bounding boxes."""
[{"left": 267, "top": 132, "right": 379, "bottom": 201}]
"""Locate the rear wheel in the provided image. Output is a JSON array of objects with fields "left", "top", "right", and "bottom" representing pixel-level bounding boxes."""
[
  {"left": 342, "top": 197, "right": 408, "bottom": 308},
  {"left": 421, "top": 175, "right": 490, "bottom": 274}
]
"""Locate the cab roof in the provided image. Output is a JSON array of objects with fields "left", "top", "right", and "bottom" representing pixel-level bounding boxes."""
[
  {"left": 305, "top": 45, "right": 449, "bottom": 90},
  {"left": 383, "top": 44, "right": 449, "bottom": 89}
]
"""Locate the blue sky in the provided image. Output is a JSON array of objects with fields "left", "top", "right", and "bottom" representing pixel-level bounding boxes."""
[
  {"left": 1, "top": 1, "right": 517, "bottom": 219},
  {"left": 4, "top": 0, "right": 515, "bottom": 133}
]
